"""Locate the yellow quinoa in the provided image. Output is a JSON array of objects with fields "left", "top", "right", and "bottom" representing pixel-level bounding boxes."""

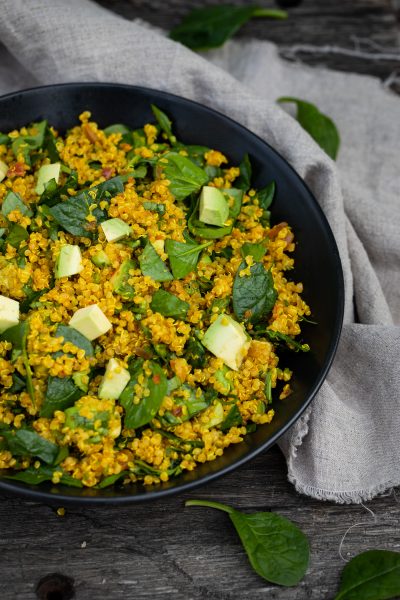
[{"left": 0, "top": 108, "right": 311, "bottom": 489}]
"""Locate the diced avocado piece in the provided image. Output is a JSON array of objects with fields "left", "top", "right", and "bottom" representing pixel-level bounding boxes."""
[
  {"left": 214, "top": 365, "right": 232, "bottom": 395},
  {"left": 199, "top": 186, "right": 229, "bottom": 226},
  {"left": 202, "top": 314, "right": 250, "bottom": 371},
  {"left": 98, "top": 358, "right": 130, "bottom": 400},
  {"left": 111, "top": 259, "right": 136, "bottom": 300},
  {"left": 69, "top": 304, "right": 112, "bottom": 340},
  {"left": 91, "top": 250, "right": 111, "bottom": 268},
  {"left": 0, "top": 160, "right": 8, "bottom": 183},
  {"left": 35, "top": 163, "right": 61, "bottom": 195},
  {"left": 55, "top": 244, "right": 83, "bottom": 278},
  {"left": 100, "top": 218, "right": 132, "bottom": 242},
  {"left": 203, "top": 401, "right": 224, "bottom": 429},
  {"left": 0, "top": 295, "right": 19, "bottom": 333},
  {"left": 152, "top": 239, "right": 165, "bottom": 255}
]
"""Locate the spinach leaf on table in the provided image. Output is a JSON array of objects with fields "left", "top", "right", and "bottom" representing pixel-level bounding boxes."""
[
  {"left": 119, "top": 359, "right": 167, "bottom": 429},
  {"left": 151, "top": 104, "right": 176, "bottom": 144},
  {"left": 334, "top": 550, "right": 400, "bottom": 600},
  {"left": 186, "top": 499, "right": 309, "bottom": 586},
  {"left": 232, "top": 261, "right": 277, "bottom": 323},
  {"left": 1, "top": 429, "right": 59, "bottom": 464},
  {"left": 158, "top": 152, "right": 208, "bottom": 201},
  {"left": 150, "top": 289, "right": 189, "bottom": 320},
  {"left": 3, "top": 465, "right": 82, "bottom": 487},
  {"left": 139, "top": 240, "right": 173, "bottom": 282},
  {"left": 49, "top": 176, "right": 124, "bottom": 238},
  {"left": 165, "top": 236, "right": 212, "bottom": 279},
  {"left": 1, "top": 191, "right": 32, "bottom": 218},
  {"left": 278, "top": 97, "right": 340, "bottom": 160},
  {"left": 170, "top": 4, "right": 287, "bottom": 51}
]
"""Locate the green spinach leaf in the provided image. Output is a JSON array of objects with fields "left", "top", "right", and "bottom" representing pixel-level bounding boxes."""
[
  {"left": 185, "top": 337, "right": 206, "bottom": 369},
  {"left": 0, "top": 133, "right": 10, "bottom": 146},
  {"left": 233, "top": 261, "right": 277, "bottom": 323},
  {"left": 236, "top": 153, "right": 252, "bottom": 191},
  {"left": 150, "top": 289, "right": 189, "bottom": 320},
  {"left": 3, "top": 465, "right": 82, "bottom": 487},
  {"left": 165, "top": 237, "right": 212, "bottom": 279},
  {"left": 151, "top": 104, "right": 176, "bottom": 144},
  {"left": 143, "top": 201, "right": 166, "bottom": 215},
  {"left": 1, "top": 191, "right": 32, "bottom": 218},
  {"left": 41, "top": 376, "right": 84, "bottom": 418},
  {"left": 4, "top": 224, "right": 29, "bottom": 248},
  {"left": 49, "top": 176, "right": 124, "bottom": 238},
  {"left": 335, "top": 550, "right": 400, "bottom": 600},
  {"left": 264, "top": 371, "right": 272, "bottom": 404},
  {"left": 11, "top": 120, "right": 47, "bottom": 166},
  {"left": 240, "top": 242, "right": 266, "bottom": 262},
  {"left": 158, "top": 152, "right": 208, "bottom": 200},
  {"left": 1, "top": 321, "right": 35, "bottom": 404},
  {"left": 278, "top": 97, "right": 340, "bottom": 160},
  {"left": 55, "top": 324, "right": 94, "bottom": 357},
  {"left": 1, "top": 429, "right": 58, "bottom": 464},
  {"left": 186, "top": 500, "right": 309, "bottom": 586},
  {"left": 161, "top": 384, "right": 209, "bottom": 426},
  {"left": 120, "top": 360, "right": 167, "bottom": 429},
  {"left": 170, "top": 5, "right": 287, "bottom": 50},
  {"left": 220, "top": 404, "right": 243, "bottom": 431},
  {"left": 257, "top": 181, "right": 275, "bottom": 225},
  {"left": 261, "top": 329, "right": 310, "bottom": 352},
  {"left": 139, "top": 240, "right": 173, "bottom": 282},
  {"left": 39, "top": 170, "right": 79, "bottom": 207},
  {"left": 43, "top": 127, "right": 60, "bottom": 162},
  {"left": 96, "top": 471, "right": 129, "bottom": 489}
]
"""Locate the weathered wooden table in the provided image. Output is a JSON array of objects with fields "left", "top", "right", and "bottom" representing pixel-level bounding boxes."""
[{"left": 1, "top": 2, "right": 400, "bottom": 599}]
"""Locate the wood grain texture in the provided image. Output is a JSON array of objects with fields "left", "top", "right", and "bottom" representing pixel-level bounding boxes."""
[
  {"left": 1, "top": 446, "right": 400, "bottom": 600},
  {"left": 94, "top": 0, "right": 400, "bottom": 90},
  {"left": 0, "top": 2, "right": 399, "bottom": 599}
]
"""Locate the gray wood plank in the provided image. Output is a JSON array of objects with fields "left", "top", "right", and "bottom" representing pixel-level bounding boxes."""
[{"left": 1, "top": 447, "right": 399, "bottom": 599}]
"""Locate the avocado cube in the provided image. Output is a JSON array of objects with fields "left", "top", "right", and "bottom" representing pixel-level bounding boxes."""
[
  {"left": 100, "top": 218, "right": 132, "bottom": 242},
  {"left": 69, "top": 304, "right": 112, "bottom": 340},
  {"left": 199, "top": 186, "right": 229, "bottom": 227},
  {"left": 111, "top": 259, "right": 136, "bottom": 300},
  {"left": 35, "top": 163, "right": 61, "bottom": 195},
  {"left": 98, "top": 358, "right": 130, "bottom": 400},
  {"left": 55, "top": 244, "right": 83, "bottom": 278},
  {"left": 0, "top": 160, "right": 7, "bottom": 183},
  {"left": 0, "top": 295, "right": 19, "bottom": 333},
  {"left": 202, "top": 314, "right": 250, "bottom": 371}
]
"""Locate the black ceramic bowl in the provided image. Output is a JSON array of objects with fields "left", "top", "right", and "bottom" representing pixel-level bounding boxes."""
[{"left": 0, "top": 83, "right": 344, "bottom": 505}]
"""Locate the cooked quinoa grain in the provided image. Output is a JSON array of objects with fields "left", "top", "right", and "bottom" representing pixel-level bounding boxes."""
[{"left": 0, "top": 107, "right": 311, "bottom": 489}]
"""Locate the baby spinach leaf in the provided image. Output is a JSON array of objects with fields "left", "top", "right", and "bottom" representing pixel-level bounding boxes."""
[
  {"left": 185, "top": 337, "right": 206, "bottom": 369},
  {"left": 139, "top": 240, "right": 173, "bottom": 282},
  {"left": 55, "top": 324, "right": 94, "bottom": 357},
  {"left": 3, "top": 465, "right": 83, "bottom": 487},
  {"left": 233, "top": 261, "right": 277, "bottom": 323},
  {"left": 41, "top": 376, "right": 84, "bottom": 418},
  {"left": 49, "top": 176, "right": 124, "bottom": 238},
  {"left": 1, "top": 191, "right": 32, "bottom": 218},
  {"left": 4, "top": 224, "right": 29, "bottom": 248},
  {"left": 186, "top": 500, "right": 309, "bottom": 586},
  {"left": 120, "top": 361, "right": 167, "bottom": 429},
  {"left": 220, "top": 404, "right": 243, "bottom": 431},
  {"left": 236, "top": 153, "right": 252, "bottom": 191},
  {"left": 165, "top": 237, "right": 212, "bottom": 279},
  {"left": 262, "top": 329, "right": 310, "bottom": 352},
  {"left": 158, "top": 152, "right": 208, "bottom": 200},
  {"left": 11, "top": 120, "right": 47, "bottom": 166},
  {"left": 1, "top": 321, "right": 35, "bottom": 404},
  {"left": 257, "top": 181, "right": 275, "bottom": 225},
  {"left": 96, "top": 471, "right": 129, "bottom": 489},
  {"left": 143, "top": 201, "right": 166, "bottom": 215},
  {"left": 278, "top": 97, "right": 340, "bottom": 160},
  {"left": 39, "top": 170, "right": 79, "bottom": 207},
  {"left": 335, "top": 550, "right": 400, "bottom": 600},
  {"left": 103, "top": 124, "right": 131, "bottom": 136},
  {"left": 162, "top": 384, "right": 209, "bottom": 426},
  {"left": 43, "top": 127, "right": 60, "bottom": 162},
  {"left": 9, "top": 372, "right": 26, "bottom": 393},
  {"left": 170, "top": 5, "right": 287, "bottom": 50},
  {"left": 179, "top": 144, "right": 211, "bottom": 167},
  {"left": 150, "top": 289, "right": 190, "bottom": 320},
  {"left": 1, "top": 429, "right": 58, "bottom": 464},
  {"left": 240, "top": 242, "right": 266, "bottom": 262},
  {"left": 0, "top": 133, "right": 10, "bottom": 146},
  {"left": 65, "top": 406, "right": 109, "bottom": 435},
  {"left": 151, "top": 104, "right": 176, "bottom": 144}
]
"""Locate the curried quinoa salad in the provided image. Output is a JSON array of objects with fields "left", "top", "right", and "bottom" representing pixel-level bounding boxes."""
[{"left": 0, "top": 106, "right": 311, "bottom": 489}]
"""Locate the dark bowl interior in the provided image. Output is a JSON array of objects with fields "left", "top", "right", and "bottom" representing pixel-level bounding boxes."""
[{"left": 0, "top": 83, "right": 344, "bottom": 505}]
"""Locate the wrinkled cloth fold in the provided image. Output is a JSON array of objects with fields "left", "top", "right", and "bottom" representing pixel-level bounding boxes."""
[{"left": 0, "top": 0, "right": 399, "bottom": 503}]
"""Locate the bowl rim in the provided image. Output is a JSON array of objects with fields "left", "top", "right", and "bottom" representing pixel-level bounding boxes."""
[{"left": 0, "top": 82, "right": 345, "bottom": 505}]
